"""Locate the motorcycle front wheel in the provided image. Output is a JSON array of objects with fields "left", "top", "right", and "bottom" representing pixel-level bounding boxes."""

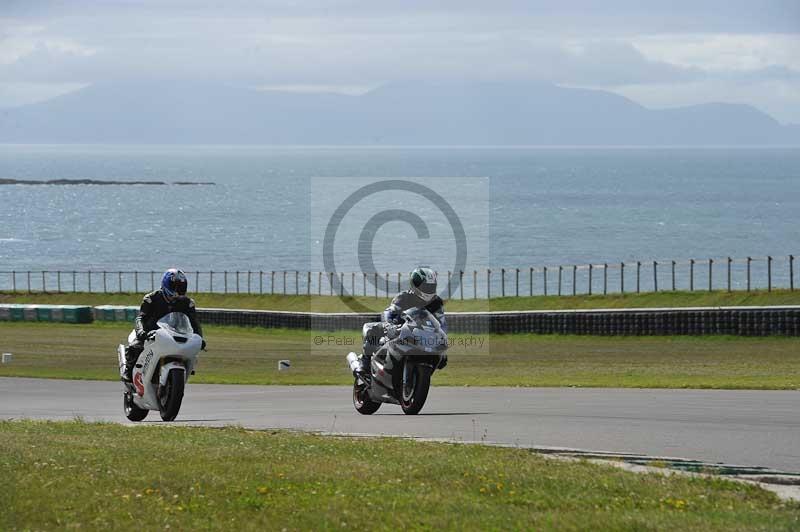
[
  {"left": 400, "top": 362, "right": 432, "bottom": 415},
  {"left": 123, "top": 391, "right": 148, "bottom": 422},
  {"left": 158, "top": 369, "right": 185, "bottom": 421},
  {"left": 353, "top": 378, "right": 381, "bottom": 415}
]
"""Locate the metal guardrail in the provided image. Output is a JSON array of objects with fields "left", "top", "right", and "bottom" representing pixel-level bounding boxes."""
[
  {"left": 2, "top": 303, "right": 797, "bottom": 336},
  {"left": 0, "top": 255, "right": 796, "bottom": 298}
]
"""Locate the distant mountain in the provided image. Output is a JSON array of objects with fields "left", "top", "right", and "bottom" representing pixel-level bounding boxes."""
[{"left": 0, "top": 80, "right": 797, "bottom": 145}]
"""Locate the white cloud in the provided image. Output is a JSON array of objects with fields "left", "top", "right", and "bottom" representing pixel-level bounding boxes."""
[
  {"left": 0, "top": 21, "right": 97, "bottom": 66},
  {"left": 632, "top": 33, "right": 800, "bottom": 72}
]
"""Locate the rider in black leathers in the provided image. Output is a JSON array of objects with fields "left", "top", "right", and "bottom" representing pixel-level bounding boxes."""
[
  {"left": 122, "top": 269, "right": 205, "bottom": 381},
  {"left": 362, "top": 267, "right": 447, "bottom": 369}
]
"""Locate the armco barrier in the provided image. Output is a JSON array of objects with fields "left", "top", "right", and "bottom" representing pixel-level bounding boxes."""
[
  {"left": 8, "top": 304, "right": 799, "bottom": 336},
  {"left": 196, "top": 306, "right": 800, "bottom": 336},
  {"left": 0, "top": 304, "right": 93, "bottom": 324},
  {"left": 93, "top": 305, "right": 139, "bottom": 322}
]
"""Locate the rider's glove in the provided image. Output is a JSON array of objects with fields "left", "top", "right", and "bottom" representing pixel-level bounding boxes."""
[
  {"left": 385, "top": 324, "right": 399, "bottom": 339},
  {"left": 437, "top": 353, "right": 448, "bottom": 370},
  {"left": 201, "top": 339, "right": 207, "bottom": 350}
]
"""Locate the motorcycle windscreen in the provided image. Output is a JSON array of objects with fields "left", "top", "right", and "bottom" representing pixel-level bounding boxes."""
[
  {"left": 403, "top": 307, "right": 441, "bottom": 331},
  {"left": 157, "top": 312, "right": 194, "bottom": 335}
]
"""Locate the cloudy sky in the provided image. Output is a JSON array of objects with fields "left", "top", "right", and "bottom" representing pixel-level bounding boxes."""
[{"left": 1, "top": 0, "right": 799, "bottom": 122}]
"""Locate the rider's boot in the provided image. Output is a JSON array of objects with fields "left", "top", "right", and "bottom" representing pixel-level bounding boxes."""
[{"left": 122, "top": 345, "right": 139, "bottom": 382}]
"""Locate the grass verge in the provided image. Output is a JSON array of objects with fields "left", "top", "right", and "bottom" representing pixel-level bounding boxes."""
[
  {"left": 0, "top": 322, "right": 798, "bottom": 389},
  {"left": 2, "top": 289, "right": 799, "bottom": 312},
  {"left": 1, "top": 420, "right": 798, "bottom": 530}
]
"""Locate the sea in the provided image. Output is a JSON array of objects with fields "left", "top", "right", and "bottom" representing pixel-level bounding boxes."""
[{"left": 0, "top": 144, "right": 798, "bottom": 295}]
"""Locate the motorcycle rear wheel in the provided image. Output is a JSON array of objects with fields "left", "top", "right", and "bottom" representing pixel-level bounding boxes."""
[
  {"left": 124, "top": 391, "right": 148, "bottom": 422},
  {"left": 353, "top": 378, "right": 381, "bottom": 415},
  {"left": 400, "top": 362, "right": 432, "bottom": 415},
  {"left": 158, "top": 369, "right": 185, "bottom": 421}
]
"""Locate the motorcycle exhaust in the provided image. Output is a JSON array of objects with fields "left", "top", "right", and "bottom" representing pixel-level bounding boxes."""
[{"left": 346, "top": 352, "right": 364, "bottom": 376}]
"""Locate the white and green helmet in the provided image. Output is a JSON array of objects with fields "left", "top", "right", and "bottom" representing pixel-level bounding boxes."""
[{"left": 410, "top": 267, "right": 437, "bottom": 302}]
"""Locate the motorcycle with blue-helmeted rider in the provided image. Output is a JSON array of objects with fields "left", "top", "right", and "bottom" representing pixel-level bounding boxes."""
[
  {"left": 118, "top": 268, "right": 206, "bottom": 421},
  {"left": 347, "top": 267, "right": 449, "bottom": 415}
]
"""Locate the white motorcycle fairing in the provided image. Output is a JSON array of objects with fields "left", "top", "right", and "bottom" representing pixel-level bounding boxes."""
[{"left": 117, "top": 312, "right": 202, "bottom": 413}]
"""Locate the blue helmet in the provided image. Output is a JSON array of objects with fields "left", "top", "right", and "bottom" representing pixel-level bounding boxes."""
[{"left": 161, "top": 268, "right": 188, "bottom": 298}]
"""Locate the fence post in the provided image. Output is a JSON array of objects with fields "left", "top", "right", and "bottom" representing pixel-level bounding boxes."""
[
  {"left": 543, "top": 266, "right": 548, "bottom": 296},
  {"left": 689, "top": 259, "right": 694, "bottom": 292},
  {"left": 72, "top": 271, "right": 76, "bottom": 292},
  {"left": 195, "top": 271, "right": 199, "bottom": 293},
  {"left": 620, "top": 262, "right": 624, "bottom": 294},
  {"left": 636, "top": 261, "right": 641, "bottom": 293},
  {"left": 572, "top": 265, "right": 577, "bottom": 296},
  {"left": 248, "top": 271, "right": 251, "bottom": 294},
  {"left": 210, "top": 271, "right": 214, "bottom": 293},
  {"left": 708, "top": 259, "right": 713, "bottom": 292},
  {"left": 603, "top": 263, "right": 608, "bottom": 295},
  {"left": 653, "top": 261, "right": 657, "bottom": 292},
  {"left": 341, "top": 272, "right": 345, "bottom": 297},
  {"left": 588, "top": 264, "right": 593, "bottom": 295},
  {"left": 134, "top": 271, "right": 138, "bottom": 293},
  {"left": 746, "top": 257, "right": 751, "bottom": 291},
  {"left": 529, "top": 267, "right": 533, "bottom": 296},
  {"left": 102, "top": 271, "right": 106, "bottom": 293},
  {"left": 352, "top": 272, "right": 355, "bottom": 295},
  {"left": 386, "top": 273, "right": 390, "bottom": 297},
  {"left": 57, "top": 271, "right": 61, "bottom": 293},
  {"left": 88, "top": 271, "right": 92, "bottom": 293},
  {"left": 151, "top": 271, "right": 155, "bottom": 291},
  {"left": 515, "top": 268, "right": 519, "bottom": 297},
  {"left": 767, "top": 256, "right": 772, "bottom": 292},
  {"left": 398, "top": 272, "right": 402, "bottom": 294},
  {"left": 558, "top": 265, "right": 563, "bottom": 296},
  {"left": 447, "top": 271, "right": 451, "bottom": 299},
  {"left": 487, "top": 269, "right": 491, "bottom": 299},
  {"left": 309, "top": 271, "right": 312, "bottom": 296},
  {"left": 727, "top": 258, "right": 732, "bottom": 292},
  {"left": 296, "top": 271, "right": 299, "bottom": 295},
  {"left": 671, "top": 261, "right": 676, "bottom": 291},
  {"left": 373, "top": 272, "right": 378, "bottom": 298},
  {"left": 501, "top": 268, "right": 505, "bottom": 297},
  {"left": 235, "top": 271, "right": 239, "bottom": 293},
  {"left": 459, "top": 270, "right": 464, "bottom": 300},
  {"left": 42, "top": 271, "right": 46, "bottom": 293},
  {"left": 11, "top": 271, "right": 15, "bottom": 293},
  {"left": 224, "top": 271, "right": 228, "bottom": 294},
  {"left": 118, "top": 271, "right": 122, "bottom": 293},
  {"left": 319, "top": 272, "right": 324, "bottom": 296},
  {"left": 791, "top": 255, "right": 795, "bottom": 291},
  {"left": 271, "top": 271, "right": 276, "bottom": 295},
  {"left": 473, "top": 270, "right": 477, "bottom": 299}
]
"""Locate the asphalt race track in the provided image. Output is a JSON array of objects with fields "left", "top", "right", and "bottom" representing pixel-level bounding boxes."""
[{"left": 1, "top": 377, "right": 798, "bottom": 473}]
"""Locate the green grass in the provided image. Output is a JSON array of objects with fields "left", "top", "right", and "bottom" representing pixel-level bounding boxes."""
[
  {"left": 2, "top": 420, "right": 797, "bottom": 530},
  {"left": 2, "top": 289, "right": 799, "bottom": 312},
  {"left": 1, "top": 322, "right": 798, "bottom": 389}
]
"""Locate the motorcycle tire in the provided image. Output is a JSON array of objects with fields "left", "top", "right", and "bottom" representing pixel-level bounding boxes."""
[
  {"left": 158, "top": 369, "right": 185, "bottom": 421},
  {"left": 400, "top": 362, "right": 432, "bottom": 415},
  {"left": 353, "top": 378, "right": 381, "bottom": 415},
  {"left": 124, "top": 391, "right": 148, "bottom": 422}
]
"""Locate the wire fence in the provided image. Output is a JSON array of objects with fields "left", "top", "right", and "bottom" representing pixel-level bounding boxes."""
[{"left": 0, "top": 255, "right": 796, "bottom": 299}]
